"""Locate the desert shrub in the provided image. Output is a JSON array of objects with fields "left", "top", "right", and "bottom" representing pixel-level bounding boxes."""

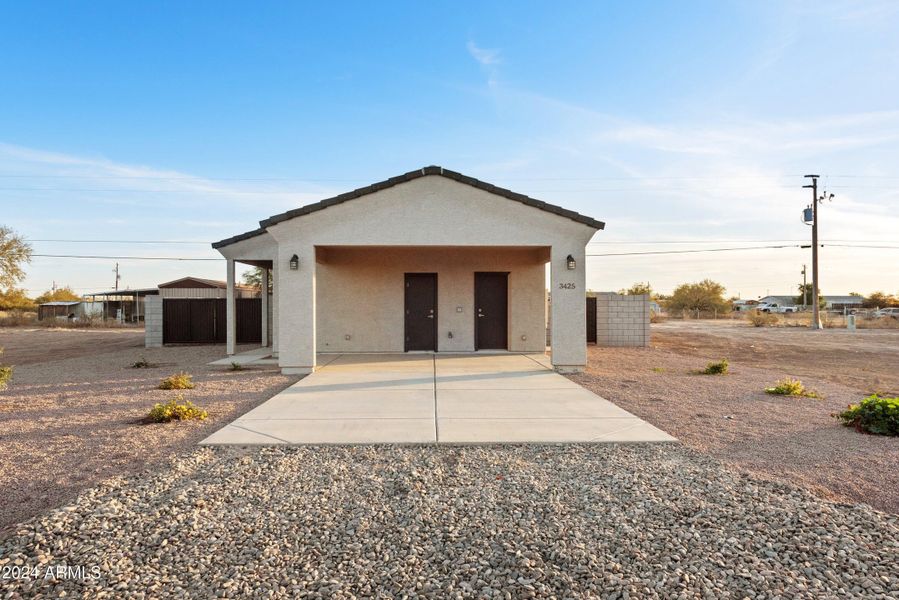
[
  {"left": 649, "top": 312, "right": 666, "bottom": 323},
  {"left": 0, "top": 365, "right": 11, "bottom": 391},
  {"left": 746, "top": 310, "right": 779, "bottom": 327},
  {"left": 765, "top": 378, "right": 820, "bottom": 398},
  {"left": 229, "top": 361, "right": 244, "bottom": 371},
  {"left": 131, "top": 356, "right": 152, "bottom": 369},
  {"left": 146, "top": 394, "right": 207, "bottom": 423},
  {"left": 702, "top": 359, "right": 729, "bottom": 375},
  {"left": 836, "top": 394, "right": 899, "bottom": 436},
  {"left": 0, "top": 347, "right": 10, "bottom": 391},
  {"left": 158, "top": 372, "right": 195, "bottom": 390},
  {"left": 0, "top": 310, "right": 37, "bottom": 327}
]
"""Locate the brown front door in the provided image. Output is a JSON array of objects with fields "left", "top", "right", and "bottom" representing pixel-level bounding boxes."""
[
  {"left": 475, "top": 272, "right": 508, "bottom": 350},
  {"left": 404, "top": 273, "right": 437, "bottom": 351}
]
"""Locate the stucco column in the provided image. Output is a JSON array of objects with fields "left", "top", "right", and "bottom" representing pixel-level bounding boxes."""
[
  {"left": 260, "top": 267, "right": 269, "bottom": 347},
  {"left": 226, "top": 258, "right": 236, "bottom": 356},
  {"left": 549, "top": 246, "right": 586, "bottom": 372},
  {"left": 277, "top": 245, "right": 315, "bottom": 374},
  {"left": 271, "top": 266, "right": 279, "bottom": 357}
]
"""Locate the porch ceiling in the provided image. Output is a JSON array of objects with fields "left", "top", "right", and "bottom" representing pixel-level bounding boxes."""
[
  {"left": 235, "top": 259, "right": 273, "bottom": 269},
  {"left": 315, "top": 245, "right": 551, "bottom": 264}
]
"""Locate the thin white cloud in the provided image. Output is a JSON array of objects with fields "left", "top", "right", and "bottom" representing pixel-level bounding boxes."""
[
  {"left": 466, "top": 40, "right": 503, "bottom": 90},
  {"left": 466, "top": 41, "right": 502, "bottom": 66},
  {"left": 452, "top": 82, "right": 899, "bottom": 296},
  {"left": 0, "top": 141, "right": 336, "bottom": 210}
]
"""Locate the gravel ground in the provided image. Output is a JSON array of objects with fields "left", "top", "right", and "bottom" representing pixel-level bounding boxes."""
[
  {"left": 569, "top": 322, "right": 899, "bottom": 514},
  {"left": 0, "top": 444, "right": 896, "bottom": 599},
  {"left": 0, "top": 328, "right": 299, "bottom": 533}
]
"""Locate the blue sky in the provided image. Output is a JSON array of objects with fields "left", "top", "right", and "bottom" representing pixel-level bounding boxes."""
[{"left": 2, "top": 1, "right": 898, "bottom": 298}]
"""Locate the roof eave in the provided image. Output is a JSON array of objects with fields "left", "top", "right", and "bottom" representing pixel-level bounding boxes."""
[{"left": 211, "top": 227, "right": 268, "bottom": 250}]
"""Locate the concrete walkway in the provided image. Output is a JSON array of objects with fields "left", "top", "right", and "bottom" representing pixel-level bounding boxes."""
[
  {"left": 208, "top": 347, "right": 278, "bottom": 367},
  {"left": 200, "top": 353, "right": 675, "bottom": 445}
]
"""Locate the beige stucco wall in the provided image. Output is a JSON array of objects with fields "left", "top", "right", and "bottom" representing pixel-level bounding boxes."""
[
  {"left": 316, "top": 246, "right": 546, "bottom": 353},
  {"left": 257, "top": 174, "right": 597, "bottom": 373}
]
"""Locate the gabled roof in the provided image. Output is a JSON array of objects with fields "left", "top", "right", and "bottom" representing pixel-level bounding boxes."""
[{"left": 213, "top": 166, "right": 604, "bottom": 249}]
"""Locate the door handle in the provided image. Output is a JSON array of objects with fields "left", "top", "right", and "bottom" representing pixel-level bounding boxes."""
[
  {"left": 477, "top": 313, "right": 485, "bottom": 318},
  {"left": 426, "top": 314, "right": 434, "bottom": 319}
]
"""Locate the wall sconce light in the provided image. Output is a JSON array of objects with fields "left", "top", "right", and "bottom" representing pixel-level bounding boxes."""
[
  {"left": 289, "top": 254, "right": 299, "bottom": 270},
  {"left": 566, "top": 254, "right": 576, "bottom": 270}
]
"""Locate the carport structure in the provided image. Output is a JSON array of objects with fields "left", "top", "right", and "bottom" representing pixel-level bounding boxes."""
[{"left": 213, "top": 166, "right": 605, "bottom": 374}]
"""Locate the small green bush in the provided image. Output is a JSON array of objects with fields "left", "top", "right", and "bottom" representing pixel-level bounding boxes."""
[
  {"left": 0, "top": 365, "right": 11, "bottom": 391},
  {"left": 702, "top": 359, "right": 729, "bottom": 375},
  {"left": 765, "top": 378, "right": 820, "bottom": 398},
  {"left": 836, "top": 395, "right": 899, "bottom": 436},
  {"left": 146, "top": 394, "right": 208, "bottom": 423},
  {"left": 158, "top": 372, "right": 195, "bottom": 390},
  {"left": 229, "top": 361, "right": 244, "bottom": 371},
  {"left": 131, "top": 356, "right": 152, "bottom": 369}
]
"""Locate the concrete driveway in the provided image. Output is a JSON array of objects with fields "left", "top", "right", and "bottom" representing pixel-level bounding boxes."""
[{"left": 200, "top": 353, "right": 674, "bottom": 444}]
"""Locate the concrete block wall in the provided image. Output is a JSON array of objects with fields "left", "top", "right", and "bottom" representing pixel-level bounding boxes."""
[
  {"left": 596, "top": 293, "right": 650, "bottom": 347},
  {"left": 145, "top": 295, "right": 163, "bottom": 348}
]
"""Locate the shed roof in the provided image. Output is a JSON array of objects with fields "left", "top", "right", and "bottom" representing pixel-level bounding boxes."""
[
  {"left": 213, "top": 166, "right": 605, "bottom": 249},
  {"left": 40, "top": 301, "right": 82, "bottom": 306},
  {"left": 157, "top": 276, "right": 256, "bottom": 291},
  {"left": 85, "top": 288, "right": 158, "bottom": 297}
]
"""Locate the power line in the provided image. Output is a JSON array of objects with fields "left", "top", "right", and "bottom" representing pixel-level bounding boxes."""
[
  {"left": 586, "top": 244, "right": 802, "bottom": 257},
  {"left": 587, "top": 238, "right": 897, "bottom": 245},
  {"left": 27, "top": 238, "right": 211, "bottom": 244},
  {"left": 31, "top": 254, "right": 222, "bottom": 261},
  {"left": 1, "top": 173, "right": 897, "bottom": 181},
  {"left": 23, "top": 237, "right": 895, "bottom": 246},
  {"left": 586, "top": 243, "right": 899, "bottom": 257},
  {"left": 823, "top": 244, "right": 899, "bottom": 249},
  {"left": 2, "top": 184, "right": 896, "bottom": 194}
]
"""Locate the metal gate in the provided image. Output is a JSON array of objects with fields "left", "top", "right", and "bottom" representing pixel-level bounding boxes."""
[
  {"left": 586, "top": 296, "right": 597, "bottom": 344},
  {"left": 163, "top": 298, "right": 261, "bottom": 344}
]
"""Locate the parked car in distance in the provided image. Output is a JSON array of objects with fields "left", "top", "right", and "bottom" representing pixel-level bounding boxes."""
[
  {"left": 756, "top": 303, "right": 798, "bottom": 313},
  {"left": 873, "top": 307, "right": 899, "bottom": 319}
]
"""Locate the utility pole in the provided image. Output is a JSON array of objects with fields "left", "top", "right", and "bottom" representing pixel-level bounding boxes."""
[
  {"left": 113, "top": 262, "right": 120, "bottom": 291},
  {"left": 802, "top": 175, "right": 832, "bottom": 330},
  {"left": 801, "top": 264, "right": 808, "bottom": 309}
]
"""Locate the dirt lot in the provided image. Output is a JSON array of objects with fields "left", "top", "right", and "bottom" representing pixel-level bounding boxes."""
[
  {"left": 570, "top": 320, "right": 899, "bottom": 514},
  {"left": 0, "top": 327, "right": 298, "bottom": 534},
  {"left": 0, "top": 327, "right": 147, "bottom": 365}
]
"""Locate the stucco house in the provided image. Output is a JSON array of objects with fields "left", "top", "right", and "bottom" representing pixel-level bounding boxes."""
[{"left": 212, "top": 166, "right": 604, "bottom": 374}]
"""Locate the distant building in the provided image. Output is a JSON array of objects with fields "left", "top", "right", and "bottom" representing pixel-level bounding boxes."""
[
  {"left": 37, "top": 300, "right": 103, "bottom": 321},
  {"left": 757, "top": 295, "right": 797, "bottom": 307},
  {"left": 754, "top": 294, "right": 864, "bottom": 311},
  {"left": 732, "top": 299, "right": 760, "bottom": 312},
  {"left": 823, "top": 295, "right": 864, "bottom": 310}
]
